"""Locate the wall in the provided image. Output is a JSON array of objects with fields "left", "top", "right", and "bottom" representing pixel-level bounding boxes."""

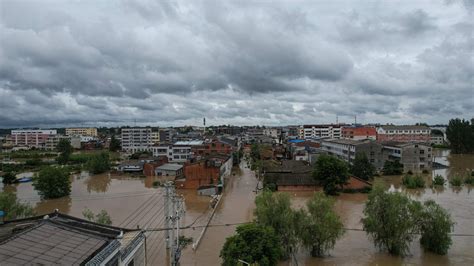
[{"left": 181, "top": 161, "right": 220, "bottom": 189}]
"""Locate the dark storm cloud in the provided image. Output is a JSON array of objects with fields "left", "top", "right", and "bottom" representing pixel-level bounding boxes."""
[{"left": 0, "top": 0, "right": 472, "bottom": 127}]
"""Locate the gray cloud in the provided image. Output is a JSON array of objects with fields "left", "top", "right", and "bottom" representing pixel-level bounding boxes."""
[{"left": 0, "top": 0, "right": 472, "bottom": 128}]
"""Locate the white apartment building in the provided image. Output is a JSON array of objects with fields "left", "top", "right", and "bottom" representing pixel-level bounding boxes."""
[
  {"left": 151, "top": 140, "right": 203, "bottom": 163},
  {"left": 121, "top": 128, "right": 152, "bottom": 153},
  {"left": 298, "top": 124, "right": 345, "bottom": 139}
]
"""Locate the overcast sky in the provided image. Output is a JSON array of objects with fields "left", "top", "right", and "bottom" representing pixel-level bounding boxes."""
[{"left": 0, "top": 0, "right": 472, "bottom": 128}]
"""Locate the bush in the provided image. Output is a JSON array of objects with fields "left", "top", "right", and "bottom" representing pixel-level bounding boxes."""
[
  {"left": 432, "top": 175, "right": 446, "bottom": 186},
  {"left": 382, "top": 160, "right": 403, "bottom": 175},
  {"left": 419, "top": 200, "right": 454, "bottom": 255},
  {"left": 342, "top": 186, "right": 372, "bottom": 194},
  {"left": 464, "top": 174, "right": 474, "bottom": 185},
  {"left": 0, "top": 192, "right": 35, "bottom": 220},
  {"left": 449, "top": 175, "right": 463, "bottom": 187},
  {"left": 407, "top": 170, "right": 414, "bottom": 175},
  {"left": 33, "top": 166, "right": 71, "bottom": 199},
  {"left": 422, "top": 169, "right": 429, "bottom": 174},
  {"left": 402, "top": 175, "right": 425, "bottom": 189}
]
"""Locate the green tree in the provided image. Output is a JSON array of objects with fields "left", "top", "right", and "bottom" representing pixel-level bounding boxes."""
[
  {"left": 2, "top": 172, "right": 16, "bottom": 184},
  {"left": 362, "top": 183, "right": 423, "bottom": 256},
  {"left": 250, "top": 144, "right": 261, "bottom": 161},
  {"left": 0, "top": 192, "right": 35, "bottom": 220},
  {"left": 446, "top": 118, "right": 474, "bottom": 154},
  {"left": 57, "top": 139, "right": 73, "bottom": 164},
  {"left": 33, "top": 166, "right": 71, "bottom": 199},
  {"left": 382, "top": 160, "right": 403, "bottom": 175},
  {"left": 82, "top": 208, "right": 112, "bottom": 225},
  {"left": 313, "top": 155, "right": 349, "bottom": 195},
  {"left": 351, "top": 152, "right": 375, "bottom": 181},
  {"left": 254, "top": 190, "right": 299, "bottom": 259},
  {"left": 419, "top": 200, "right": 454, "bottom": 255},
  {"left": 299, "top": 192, "right": 345, "bottom": 257},
  {"left": 86, "top": 152, "right": 110, "bottom": 174},
  {"left": 109, "top": 135, "right": 121, "bottom": 152},
  {"left": 220, "top": 223, "right": 281, "bottom": 266}
]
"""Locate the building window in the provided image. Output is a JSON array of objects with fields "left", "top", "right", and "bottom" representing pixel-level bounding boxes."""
[{"left": 420, "top": 150, "right": 424, "bottom": 154}]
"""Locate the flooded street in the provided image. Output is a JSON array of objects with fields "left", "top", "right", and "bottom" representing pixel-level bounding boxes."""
[{"left": 1, "top": 149, "right": 473, "bottom": 265}]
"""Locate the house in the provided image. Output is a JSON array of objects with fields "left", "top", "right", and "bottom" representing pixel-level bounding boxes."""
[
  {"left": 321, "top": 139, "right": 384, "bottom": 169},
  {"left": 376, "top": 125, "right": 431, "bottom": 143},
  {"left": 176, "top": 154, "right": 232, "bottom": 190},
  {"left": 263, "top": 160, "right": 317, "bottom": 191},
  {"left": 382, "top": 142, "right": 432, "bottom": 173},
  {"left": 143, "top": 156, "right": 169, "bottom": 176},
  {"left": 0, "top": 211, "right": 145, "bottom": 265},
  {"left": 155, "top": 163, "right": 183, "bottom": 178}
]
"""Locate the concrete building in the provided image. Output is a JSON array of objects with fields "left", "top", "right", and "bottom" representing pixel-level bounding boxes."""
[
  {"left": 159, "top": 128, "right": 175, "bottom": 143},
  {"left": 11, "top": 129, "right": 57, "bottom": 149},
  {"left": 341, "top": 126, "right": 377, "bottom": 140},
  {"left": 65, "top": 127, "right": 98, "bottom": 137},
  {"left": 321, "top": 139, "right": 384, "bottom": 169},
  {"left": 0, "top": 212, "right": 145, "bottom": 265},
  {"left": 263, "top": 128, "right": 281, "bottom": 139},
  {"left": 121, "top": 128, "right": 152, "bottom": 153},
  {"left": 155, "top": 163, "right": 183, "bottom": 178},
  {"left": 298, "top": 124, "right": 346, "bottom": 139},
  {"left": 376, "top": 125, "right": 431, "bottom": 143},
  {"left": 382, "top": 142, "right": 432, "bottom": 173},
  {"left": 430, "top": 134, "right": 445, "bottom": 145},
  {"left": 44, "top": 134, "right": 68, "bottom": 150},
  {"left": 151, "top": 140, "right": 204, "bottom": 163},
  {"left": 151, "top": 131, "right": 160, "bottom": 144},
  {"left": 176, "top": 154, "right": 232, "bottom": 189}
]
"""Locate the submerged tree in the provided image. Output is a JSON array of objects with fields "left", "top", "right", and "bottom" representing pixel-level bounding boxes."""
[
  {"left": 109, "top": 135, "right": 121, "bottom": 152},
  {"left": 254, "top": 190, "right": 299, "bottom": 259},
  {"left": 362, "top": 183, "right": 423, "bottom": 256},
  {"left": 419, "top": 200, "right": 454, "bottom": 255},
  {"left": 82, "top": 208, "right": 112, "bottom": 225},
  {"left": 33, "top": 166, "right": 71, "bottom": 199},
  {"left": 86, "top": 152, "right": 110, "bottom": 174},
  {"left": 220, "top": 223, "right": 281, "bottom": 266},
  {"left": 57, "top": 139, "right": 73, "bottom": 164},
  {"left": 299, "top": 192, "right": 345, "bottom": 257},
  {"left": 2, "top": 172, "right": 16, "bottom": 184}
]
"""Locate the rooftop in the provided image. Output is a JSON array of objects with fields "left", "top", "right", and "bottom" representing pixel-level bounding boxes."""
[
  {"left": 156, "top": 163, "right": 183, "bottom": 171},
  {"left": 322, "top": 138, "right": 374, "bottom": 146},
  {"left": 174, "top": 140, "right": 204, "bottom": 146},
  {"left": 378, "top": 125, "right": 430, "bottom": 130},
  {"left": 0, "top": 212, "right": 141, "bottom": 265}
]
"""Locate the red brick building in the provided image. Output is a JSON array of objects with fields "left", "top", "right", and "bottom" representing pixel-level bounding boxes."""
[
  {"left": 176, "top": 154, "right": 232, "bottom": 189},
  {"left": 341, "top": 127, "right": 377, "bottom": 140},
  {"left": 192, "top": 139, "right": 233, "bottom": 157}
]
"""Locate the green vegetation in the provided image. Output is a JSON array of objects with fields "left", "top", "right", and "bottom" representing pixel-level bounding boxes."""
[
  {"left": 130, "top": 151, "right": 152, "bottom": 159},
  {"left": 402, "top": 175, "right": 425, "bottom": 189},
  {"left": 313, "top": 155, "right": 349, "bottom": 195},
  {"left": 419, "top": 200, "right": 454, "bottom": 255},
  {"left": 350, "top": 152, "right": 375, "bottom": 181},
  {"left": 57, "top": 139, "right": 73, "bottom": 164},
  {"left": 362, "top": 183, "right": 454, "bottom": 256},
  {"left": 33, "top": 166, "right": 71, "bottom": 199},
  {"left": 2, "top": 172, "right": 16, "bottom": 184},
  {"left": 449, "top": 175, "right": 463, "bottom": 187},
  {"left": 82, "top": 208, "right": 112, "bottom": 225},
  {"left": 254, "top": 190, "right": 298, "bottom": 259},
  {"left": 220, "top": 223, "right": 281, "bottom": 266},
  {"left": 85, "top": 152, "right": 110, "bottom": 174},
  {"left": 432, "top": 175, "right": 446, "bottom": 186},
  {"left": 109, "top": 135, "right": 121, "bottom": 152},
  {"left": 299, "top": 192, "right": 345, "bottom": 257},
  {"left": 446, "top": 118, "right": 474, "bottom": 154},
  {"left": 382, "top": 160, "right": 403, "bottom": 175},
  {"left": 464, "top": 174, "right": 474, "bottom": 185},
  {"left": 0, "top": 192, "right": 35, "bottom": 220}
]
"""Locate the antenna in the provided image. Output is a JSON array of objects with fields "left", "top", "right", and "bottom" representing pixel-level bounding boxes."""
[
  {"left": 336, "top": 115, "right": 339, "bottom": 124},
  {"left": 355, "top": 115, "right": 357, "bottom": 125}
]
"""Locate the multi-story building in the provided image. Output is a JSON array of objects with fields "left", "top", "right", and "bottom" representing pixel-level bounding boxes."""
[
  {"left": 376, "top": 125, "right": 430, "bottom": 143},
  {"left": 151, "top": 140, "right": 204, "bottom": 163},
  {"left": 65, "top": 127, "right": 98, "bottom": 137},
  {"left": 263, "top": 128, "right": 281, "bottom": 139},
  {"left": 341, "top": 126, "right": 377, "bottom": 140},
  {"left": 45, "top": 135, "right": 68, "bottom": 150},
  {"left": 11, "top": 129, "right": 57, "bottom": 148},
  {"left": 121, "top": 128, "right": 152, "bottom": 153},
  {"left": 192, "top": 139, "right": 234, "bottom": 157},
  {"left": 159, "top": 128, "right": 175, "bottom": 143},
  {"left": 299, "top": 124, "right": 346, "bottom": 139},
  {"left": 382, "top": 142, "right": 432, "bottom": 173},
  {"left": 430, "top": 134, "right": 444, "bottom": 145},
  {"left": 151, "top": 131, "right": 160, "bottom": 144},
  {"left": 321, "top": 138, "right": 384, "bottom": 169}
]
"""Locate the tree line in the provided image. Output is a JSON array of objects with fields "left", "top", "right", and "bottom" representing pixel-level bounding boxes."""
[{"left": 220, "top": 185, "right": 455, "bottom": 265}]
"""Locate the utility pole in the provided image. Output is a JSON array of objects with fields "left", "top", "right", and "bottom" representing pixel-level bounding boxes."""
[{"left": 164, "top": 182, "right": 172, "bottom": 249}]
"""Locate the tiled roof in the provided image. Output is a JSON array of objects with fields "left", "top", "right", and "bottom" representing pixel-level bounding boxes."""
[{"left": 0, "top": 212, "right": 141, "bottom": 265}]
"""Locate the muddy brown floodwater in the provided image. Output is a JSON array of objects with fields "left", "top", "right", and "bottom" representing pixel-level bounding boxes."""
[{"left": 1, "top": 149, "right": 473, "bottom": 265}]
